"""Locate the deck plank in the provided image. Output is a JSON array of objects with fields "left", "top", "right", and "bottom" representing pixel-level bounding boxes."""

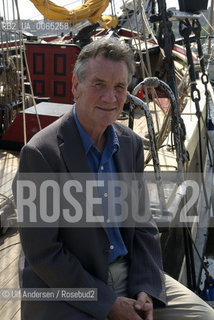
[
  {"left": 0, "top": 272, "right": 20, "bottom": 310},
  {"left": 0, "top": 229, "right": 21, "bottom": 319},
  {"left": 0, "top": 300, "right": 21, "bottom": 320},
  {"left": 11, "top": 309, "right": 21, "bottom": 320}
]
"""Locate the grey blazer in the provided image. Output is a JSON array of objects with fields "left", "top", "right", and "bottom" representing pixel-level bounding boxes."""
[{"left": 13, "top": 108, "right": 166, "bottom": 320}]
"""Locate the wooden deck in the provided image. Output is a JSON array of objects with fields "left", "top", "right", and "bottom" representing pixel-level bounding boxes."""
[
  {"left": 0, "top": 228, "right": 21, "bottom": 319},
  {"left": 0, "top": 149, "right": 21, "bottom": 319}
]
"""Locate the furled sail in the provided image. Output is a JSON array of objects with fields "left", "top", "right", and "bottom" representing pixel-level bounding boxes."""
[{"left": 29, "top": 0, "right": 118, "bottom": 29}]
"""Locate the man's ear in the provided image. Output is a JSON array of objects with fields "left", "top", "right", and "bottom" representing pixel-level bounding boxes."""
[{"left": 72, "top": 75, "right": 79, "bottom": 99}]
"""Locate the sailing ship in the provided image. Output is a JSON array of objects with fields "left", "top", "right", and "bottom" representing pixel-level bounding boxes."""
[{"left": 0, "top": 0, "right": 214, "bottom": 318}]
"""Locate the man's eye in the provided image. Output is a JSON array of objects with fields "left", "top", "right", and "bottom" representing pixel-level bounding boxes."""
[
  {"left": 95, "top": 83, "right": 104, "bottom": 88},
  {"left": 116, "top": 85, "right": 125, "bottom": 91}
]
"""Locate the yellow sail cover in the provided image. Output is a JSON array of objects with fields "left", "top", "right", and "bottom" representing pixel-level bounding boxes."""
[{"left": 30, "top": 0, "right": 118, "bottom": 29}]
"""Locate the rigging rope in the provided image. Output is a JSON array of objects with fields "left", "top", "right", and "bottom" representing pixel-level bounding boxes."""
[
  {"left": 202, "top": 13, "right": 214, "bottom": 33},
  {"left": 15, "top": 0, "right": 27, "bottom": 145},
  {"left": 179, "top": 19, "right": 209, "bottom": 207},
  {"left": 13, "top": 0, "right": 42, "bottom": 143},
  {"left": 138, "top": 1, "right": 160, "bottom": 133},
  {"left": 12, "top": 0, "right": 20, "bottom": 112}
]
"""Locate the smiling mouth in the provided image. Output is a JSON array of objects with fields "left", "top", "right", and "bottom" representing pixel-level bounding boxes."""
[{"left": 97, "top": 107, "right": 116, "bottom": 112}]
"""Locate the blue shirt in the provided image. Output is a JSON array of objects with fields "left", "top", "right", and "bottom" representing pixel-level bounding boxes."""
[{"left": 73, "top": 106, "right": 128, "bottom": 262}]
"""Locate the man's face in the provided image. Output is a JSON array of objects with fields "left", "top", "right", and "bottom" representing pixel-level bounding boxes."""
[{"left": 72, "top": 55, "right": 129, "bottom": 133}]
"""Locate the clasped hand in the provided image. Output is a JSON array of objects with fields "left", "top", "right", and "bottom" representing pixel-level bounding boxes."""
[{"left": 108, "top": 292, "right": 153, "bottom": 320}]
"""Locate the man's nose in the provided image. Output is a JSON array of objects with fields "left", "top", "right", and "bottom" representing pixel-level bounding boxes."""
[{"left": 101, "top": 87, "right": 117, "bottom": 103}]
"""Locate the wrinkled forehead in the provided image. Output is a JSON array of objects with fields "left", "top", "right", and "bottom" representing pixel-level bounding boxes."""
[{"left": 85, "top": 56, "right": 129, "bottom": 83}]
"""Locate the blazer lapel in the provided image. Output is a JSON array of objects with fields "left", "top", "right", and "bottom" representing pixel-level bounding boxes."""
[
  {"left": 114, "top": 127, "right": 133, "bottom": 172},
  {"left": 57, "top": 109, "right": 90, "bottom": 173}
]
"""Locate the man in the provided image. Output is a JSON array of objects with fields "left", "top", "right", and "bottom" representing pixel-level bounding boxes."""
[{"left": 13, "top": 37, "right": 214, "bottom": 320}]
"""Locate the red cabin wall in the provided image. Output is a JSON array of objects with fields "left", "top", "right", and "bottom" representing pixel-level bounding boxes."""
[{"left": 25, "top": 43, "right": 81, "bottom": 104}]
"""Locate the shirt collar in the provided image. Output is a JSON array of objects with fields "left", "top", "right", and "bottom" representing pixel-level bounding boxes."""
[
  {"left": 104, "top": 125, "right": 120, "bottom": 156},
  {"left": 73, "top": 104, "right": 120, "bottom": 155}
]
